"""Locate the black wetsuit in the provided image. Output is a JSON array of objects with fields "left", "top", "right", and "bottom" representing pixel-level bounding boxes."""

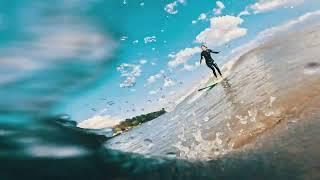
[{"left": 200, "top": 49, "right": 222, "bottom": 78}]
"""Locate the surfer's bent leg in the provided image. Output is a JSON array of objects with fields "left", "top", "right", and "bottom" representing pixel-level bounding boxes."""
[
  {"left": 213, "top": 62, "right": 222, "bottom": 76},
  {"left": 206, "top": 62, "right": 217, "bottom": 78}
]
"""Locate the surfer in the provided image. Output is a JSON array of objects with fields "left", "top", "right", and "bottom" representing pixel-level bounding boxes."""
[{"left": 199, "top": 45, "right": 222, "bottom": 78}]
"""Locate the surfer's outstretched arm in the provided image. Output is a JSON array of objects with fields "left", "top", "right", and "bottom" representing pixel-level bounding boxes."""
[{"left": 208, "top": 49, "right": 219, "bottom": 54}]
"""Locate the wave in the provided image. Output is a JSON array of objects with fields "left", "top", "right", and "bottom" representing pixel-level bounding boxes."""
[
  {"left": 1, "top": 10, "right": 320, "bottom": 180},
  {"left": 106, "top": 19, "right": 320, "bottom": 165}
]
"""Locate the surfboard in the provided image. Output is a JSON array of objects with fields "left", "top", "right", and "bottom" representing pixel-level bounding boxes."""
[{"left": 197, "top": 77, "right": 225, "bottom": 92}]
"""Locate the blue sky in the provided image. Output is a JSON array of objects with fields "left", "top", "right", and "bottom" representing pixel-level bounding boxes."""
[{"left": 53, "top": 0, "right": 320, "bottom": 122}]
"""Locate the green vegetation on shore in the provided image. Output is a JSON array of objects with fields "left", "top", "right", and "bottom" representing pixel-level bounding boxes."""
[{"left": 113, "top": 108, "right": 166, "bottom": 134}]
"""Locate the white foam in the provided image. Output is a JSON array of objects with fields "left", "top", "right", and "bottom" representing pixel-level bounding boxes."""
[{"left": 173, "top": 130, "right": 229, "bottom": 160}]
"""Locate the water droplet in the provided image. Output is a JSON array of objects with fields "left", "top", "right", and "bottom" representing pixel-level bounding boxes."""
[
  {"left": 269, "top": 96, "right": 276, "bottom": 107},
  {"left": 144, "top": 138, "right": 154, "bottom": 148},
  {"left": 236, "top": 115, "right": 248, "bottom": 124},
  {"left": 165, "top": 152, "right": 177, "bottom": 158},
  {"left": 144, "top": 138, "right": 153, "bottom": 143},
  {"left": 59, "top": 114, "right": 70, "bottom": 120},
  {"left": 304, "top": 62, "right": 320, "bottom": 75}
]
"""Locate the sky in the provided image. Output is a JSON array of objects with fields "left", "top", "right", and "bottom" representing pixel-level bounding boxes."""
[{"left": 52, "top": 0, "right": 320, "bottom": 123}]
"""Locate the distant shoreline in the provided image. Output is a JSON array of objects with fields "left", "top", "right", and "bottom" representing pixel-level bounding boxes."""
[{"left": 112, "top": 108, "right": 166, "bottom": 136}]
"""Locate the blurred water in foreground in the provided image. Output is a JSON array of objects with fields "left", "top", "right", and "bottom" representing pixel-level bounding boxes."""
[{"left": 1, "top": 2, "right": 320, "bottom": 179}]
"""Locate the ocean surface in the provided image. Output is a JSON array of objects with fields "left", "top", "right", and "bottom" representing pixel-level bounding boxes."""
[
  {"left": 1, "top": 22, "right": 320, "bottom": 180},
  {"left": 107, "top": 23, "right": 320, "bottom": 178}
]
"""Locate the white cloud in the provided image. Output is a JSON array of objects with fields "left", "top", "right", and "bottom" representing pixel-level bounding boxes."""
[
  {"left": 192, "top": 1, "right": 225, "bottom": 24},
  {"left": 144, "top": 36, "right": 157, "bottom": 43},
  {"left": 140, "top": 2, "right": 145, "bottom": 6},
  {"left": 214, "top": 1, "right": 225, "bottom": 15},
  {"left": 182, "top": 62, "right": 200, "bottom": 71},
  {"left": 183, "top": 64, "right": 194, "bottom": 71},
  {"left": 168, "top": 47, "right": 201, "bottom": 68},
  {"left": 250, "top": 0, "right": 304, "bottom": 14},
  {"left": 238, "top": 8, "right": 251, "bottom": 17},
  {"left": 77, "top": 115, "right": 120, "bottom": 129},
  {"left": 195, "top": 15, "right": 247, "bottom": 47},
  {"left": 149, "top": 90, "right": 158, "bottom": 95},
  {"left": 164, "top": 0, "right": 185, "bottom": 14},
  {"left": 117, "top": 63, "right": 142, "bottom": 88}
]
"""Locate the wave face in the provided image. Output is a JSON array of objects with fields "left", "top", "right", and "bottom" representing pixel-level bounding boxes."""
[
  {"left": 1, "top": 12, "right": 320, "bottom": 180},
  {"left": 104, "top": 24, "right": 320, "bottom": 178}
]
